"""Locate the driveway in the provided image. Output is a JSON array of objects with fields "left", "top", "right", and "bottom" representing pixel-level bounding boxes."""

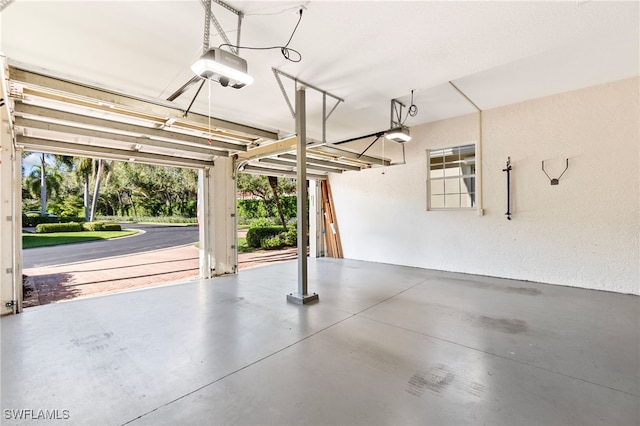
[
  {"left": 22, "top": 244, "right": 299, "bottom": 308},
  {"left": 23, "top": 224, "right": 199, "bottom": 268}
]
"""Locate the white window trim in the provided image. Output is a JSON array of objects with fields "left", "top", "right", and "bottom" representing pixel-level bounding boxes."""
[{"left": 426, "top": 143, "right": 477, "bottom": 211}]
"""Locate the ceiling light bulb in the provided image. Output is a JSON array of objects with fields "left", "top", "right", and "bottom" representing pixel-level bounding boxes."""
[
  {"left": 385, "top": 126, "right": 411, "bottom": 143},
  {"left": 191, "top": 48, "right": 254, "bottom": 89}
]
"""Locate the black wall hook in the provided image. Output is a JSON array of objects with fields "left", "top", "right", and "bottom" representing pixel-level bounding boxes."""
[
  {"left": 503, "top": 157, "right": 512, "bottom": 220},
  {"left": 542, "top": 159, "right": 569, "bottom": 185}
]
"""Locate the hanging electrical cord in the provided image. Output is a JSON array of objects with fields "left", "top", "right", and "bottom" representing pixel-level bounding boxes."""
[
  {"left": 401, "top": 89, "right": 419, "bottom": 125},
  {"left": 218, "top": 8, "right": 304, "bottom": 63},
  {"left": 207, "top": 78, "right": 213, "bottom": 145}
]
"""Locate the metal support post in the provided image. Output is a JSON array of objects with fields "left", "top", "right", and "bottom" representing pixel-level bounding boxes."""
[{"left": 288, "top": 87, "right": 318, "bottom": 305}]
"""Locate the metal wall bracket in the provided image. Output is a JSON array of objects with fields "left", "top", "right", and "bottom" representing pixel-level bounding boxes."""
[
  {"left": 542, "top": 158, "right": 569, "bottom": 185},
  {"left": 390, "top": 98, "right": 406, "bottom": 128},
  {"left": 272, "top": 68, "right": 343, "bottom": 143}
]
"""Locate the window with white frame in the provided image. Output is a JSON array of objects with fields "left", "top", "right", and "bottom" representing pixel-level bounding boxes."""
[{"left": 427, "top": 144, "right": 476, "bottom": 210}]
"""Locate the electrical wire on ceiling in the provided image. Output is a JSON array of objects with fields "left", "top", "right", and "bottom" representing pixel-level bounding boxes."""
[
  {"left": 218, "top": 8, "right": 304, "bottom": 63},
  {"left": 400, "top": 90, "right": 419, "bottom": 125},
  {"left": 243, "top": 2, "right": 310, "bottom": 16}
]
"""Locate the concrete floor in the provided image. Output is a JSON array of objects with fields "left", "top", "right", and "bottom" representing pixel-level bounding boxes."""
[{"left": 1, "top": 258, "right": 638, "bottom": 425}]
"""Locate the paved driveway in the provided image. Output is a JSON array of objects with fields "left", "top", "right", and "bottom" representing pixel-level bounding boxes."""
[
  {"left": 22, "top": 246, "right": 298, "bottom": 307},
  {"left": 23, "top": 224, "right": 199, "bottom": 268}
]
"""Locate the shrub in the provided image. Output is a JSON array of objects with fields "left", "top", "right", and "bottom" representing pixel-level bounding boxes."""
[
  {"left": 246, "top": 226, "right": 285, "bottom": 248},
  {"left": 35, "top": 222, "right": 82, "bottom": 233},
  {"left": 260, "top": 235, "right": 285, "bottom": 250},
  {"left": 82, "top": 222, "right": 121, "bottom": 231},
  {"left": 82, "top": 221, "right": 104, "bottom": 231},
  {"left": 96, "top": 216, "right": 197, "bottom": 224},
  {"left": 282, "top": 228, "right": 297, "bottom": 246},
  {"left": 23, "top": 215, "right": 83, "bottom": 227},
  {"left": 102, "top": 223, "right": 122, "bottom": 231}
]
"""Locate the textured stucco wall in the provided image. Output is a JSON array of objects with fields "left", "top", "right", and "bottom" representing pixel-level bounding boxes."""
[{"left": 330, "top": 77, "right": 639, "bottom": 294}]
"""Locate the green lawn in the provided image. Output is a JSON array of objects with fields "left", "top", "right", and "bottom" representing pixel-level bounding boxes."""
[
  {"left": 22, "top": 230, "right": 139, "bottom": 249},
  {"left": 237, "top": 237, "right": 256, "bottom": 253}
]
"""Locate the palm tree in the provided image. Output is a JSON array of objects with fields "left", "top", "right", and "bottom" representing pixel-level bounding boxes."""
[
  {"left": 268, "top": 176, "right": 287, "bottom": 229},
  {"left": 89, "top": 158, "right": 112, "bottom": 221},
  {"left": 75, "top": 157, "right": 93, "bottom": 221},
  {"left": 24, "top": 162, "right": 63, "bottom": 213}
]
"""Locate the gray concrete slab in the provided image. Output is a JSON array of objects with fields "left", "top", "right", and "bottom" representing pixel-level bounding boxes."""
[{"left": 1, "top": 258, "right": 638, "bottom": 425}]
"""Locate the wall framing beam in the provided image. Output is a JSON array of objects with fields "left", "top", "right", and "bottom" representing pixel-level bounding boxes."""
[
  {"left": 278, "top": 153, "right": 361, "bottom": 172},
  {"left": 241, "top": 165, "right": 327, "bottom": 181},
  {"left": 310, "top": 144, "right": 391, "bottom": 167},
  {"left": 258, "top": 158, "right": 342, "bottom": 174},
  {"left": 236, "top": 135, "right": 298, "bottom": 161}
]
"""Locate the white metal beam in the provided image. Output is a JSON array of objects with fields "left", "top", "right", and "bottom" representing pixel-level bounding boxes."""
[
  {"left": 310, "top": 144, "right": 391, "bottom": 166},
  {"left": 15, "top": 103, "right": 243, "bottom": 153},
  {"left": 15, "top": 117, "right": 229, "bottom": 159},
  {"left": 17, "top": 136, "right": 214, "bottom": 169},
  {"left": 9, "top": 65, "right": 278, "bottom": 141},
  {"left": 241, "top": 165, "right": 327, "bottom": 181}
]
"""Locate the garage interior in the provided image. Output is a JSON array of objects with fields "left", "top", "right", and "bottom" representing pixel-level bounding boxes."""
[{"left": 1, "top": 1, "right": 638, "bottom": 425}]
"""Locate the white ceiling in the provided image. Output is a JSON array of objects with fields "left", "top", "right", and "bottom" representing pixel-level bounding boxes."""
[{"left": 2, "top": 0, "right": 638, "bottom": 144}]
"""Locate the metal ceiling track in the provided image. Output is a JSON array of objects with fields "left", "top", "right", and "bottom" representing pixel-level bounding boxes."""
[
  {"left": 8, "top": 64, "right": 277, "bottom": 140},
  {"left": 5, "top": 63, "right": 281, "bottom": 169}
]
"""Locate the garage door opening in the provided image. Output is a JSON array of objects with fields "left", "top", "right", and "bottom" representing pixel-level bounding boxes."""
[
  {"left": 1, "top": 63, "right": 383, "bottom": 315},
  {"left": 20, "top": 153, "right": 311, "bottom": 307},
  {"left": 20, "top": 154, "right": 202, "bottom": 307}
]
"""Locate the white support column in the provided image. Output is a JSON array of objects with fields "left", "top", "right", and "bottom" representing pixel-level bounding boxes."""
[
  {"left": 0, "top": 101, "right": 21, "bottom": 315},
  {"left": 198, "top": 168, "right": 214, "bottom": 279},
  {"left": 287, "top": 87, "right": 318, "bottom": 305},
  {"left": 211, "top": 157, "right": 237, "bottom": 276},
  {"left": 309, "top": 179, "right": 324, "bottom": 258}
]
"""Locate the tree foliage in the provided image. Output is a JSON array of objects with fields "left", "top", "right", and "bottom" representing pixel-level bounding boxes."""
[
  {"left": 236, "top": 173, "right": 296, "bottom": 223},
  {"left": 21, "top": 155, "right": 297, "bottom": 222},
  {"left": 22, "top": 155, "right": 199, "bottom": 218}
]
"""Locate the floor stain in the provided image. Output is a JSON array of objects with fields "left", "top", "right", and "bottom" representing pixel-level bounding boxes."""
[
  {"left": 71, "top": 332, "right": 113, "bottom": 347},
  {"left": 406, "top": 364, "right": 455, "bottom": 397},
  {"left": 505, "top": 286, "right": 542, "bottom": 296},
  {"left": 477, "top": 316, "right": 529, "bottom": 334},
  {"left": 444, "top": 278, "right": 542, "bottom": 296},
  {"left": 405, "top": 364, "right": 488, "bottom": 399}
]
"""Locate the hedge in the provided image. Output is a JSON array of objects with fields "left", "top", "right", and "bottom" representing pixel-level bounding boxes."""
[
  {"left": 246, "top": 226, "right": 285, "bottom": 248},
  {"left": 261, "top": 228, "right": 297, "bottom": 250},
  {"left": 246, "top": 225, "right": 297, "bottom": 250},
  {"left": 35, "top": 222, "right": 82, "bottom": 233},
  {"left": 82, "top": 222, "right": 122, "bottom": 231},
  {"left": 23, "top": 215, "right": 84, "bottom": 227}
]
